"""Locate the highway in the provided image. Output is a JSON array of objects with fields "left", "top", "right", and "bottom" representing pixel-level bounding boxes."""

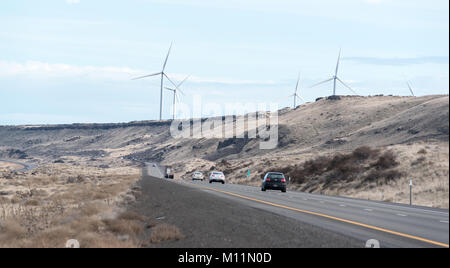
[
  {"left": 0, "top": 159, "right": 36, "bottom": 173},
  {"left": 145, "top": 163, "right": 449, "bottom": 248}
]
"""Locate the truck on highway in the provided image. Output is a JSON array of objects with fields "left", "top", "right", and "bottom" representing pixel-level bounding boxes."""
[{"left": 165, "top": 167, "right": 174, "bottom": 179}]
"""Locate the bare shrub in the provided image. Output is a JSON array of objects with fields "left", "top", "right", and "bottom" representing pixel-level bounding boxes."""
[
  {"left": 69, "top": 216, "right": 104, "bottom": 233},
  {"left": 27, "top": 226, "right": 74, "bottom": 248},
  {"left": 352, "top": 146, "right": 380, "bottom": 160},
  {"left": 149, "top": 224, "right": 184, "bottom": 244},
  {"left": 411, "top": 156, "right": 427, "bottom": 166},
  {"left": 371, "top": 151, "right": 399, "bottom": 169},
  {"left": 303, "top": 156, "right": 330, "bottom": 176},
  {"left": 220, "top": 159, "right": 231, "bottom": 166},
  {"left": 79, "top": 203, "right": 102, "bottom": 217},
  {"left": 223, "top": 168, "right": 234, "bottom": 176},
  {"left": 66, "top": 175, "right": 84, "bottom": 184},
  {"left": 417, "top": 149, "right": 427, "bottom": 155},
  {"left": 24, "top": 199, "right": 40, "bottom": 206},
  {"left": 103, "top": 219, "right": 143, "bottom": 236},
  {"left": 145, "top": 219, "right": 159, "bottom": 229},
  {"left": 365, "top": 169, "right": 404, "bottom": 184}
]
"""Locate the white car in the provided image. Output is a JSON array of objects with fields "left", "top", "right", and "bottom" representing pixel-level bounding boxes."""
[
  {"left": 209, "top": 171, "right": 225, "bottom": 184},
  {"left": 192, "top": 172, "right": 204, "bottom": 181}
]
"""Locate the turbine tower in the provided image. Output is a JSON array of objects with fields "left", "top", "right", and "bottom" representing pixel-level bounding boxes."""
[
  {"left": 407, "top": 81, "right": 415, "bottom": 96},
  {"left": 290, "top": 72, "right": 306, "bottom": 108},
  {"left": 165, "top": 75, "right": 190, "bottom": 120},
  {"left": 310, "top": 49, "right": 357, "bottom": 96},
  {"left": 132, "top": 42, "right": 177, "bottom": 120}
]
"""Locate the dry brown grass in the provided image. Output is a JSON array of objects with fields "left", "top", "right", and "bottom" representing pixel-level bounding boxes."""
[
  {"left": 0, "top": 161, "right": 147, "bottom": 248},
  {"left": 149, "top": 224, "right": 184, "bottom": 244},
  {"left": 118, "top": 211, "right": 147, "bottom": 222},
  {"left": 315, "top": 143, "right": 449, "bottom": 208}
]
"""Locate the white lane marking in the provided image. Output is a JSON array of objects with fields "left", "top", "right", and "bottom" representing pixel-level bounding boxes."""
[
  {"left": 288, "top": 192, "right": 449, "bottom": 216},
  {"left": 182, "top": 180, "right": 449, "bottom": 221},
  {"left": 365, "top": 208, "right": 373, "bottom": 212},
  {"left": 340, "top": 204, "right": 346, "bottom": 207}
]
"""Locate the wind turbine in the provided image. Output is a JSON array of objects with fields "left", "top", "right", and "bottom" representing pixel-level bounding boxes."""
[
  {"left": 406, "top": 81, "right": 415, "bottom": 96},
  {"left": 310, "top": 49, "right": 357, "bottom": 96},
  {"left": 290, "top": 72, "right": 306, "bottom": 108},
  {"left": 132, "top": 42, "right": 177, "bottom": 120},
  {"left": 164, "top": 75, "right": 190, "bottom": 120}
]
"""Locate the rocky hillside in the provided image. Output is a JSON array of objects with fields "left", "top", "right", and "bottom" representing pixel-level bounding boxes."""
[{"left": 0, "top": 95, "right": 448, "bottom": 207}]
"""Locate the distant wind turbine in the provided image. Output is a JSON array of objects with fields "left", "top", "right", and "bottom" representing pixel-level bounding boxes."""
[
  {"left": 132, "top": 42, "right": 177, "bottom": 120},
  {"left": 290, "top": 72, "right": 306, "bottom": 108},
  {"left": 165, "top": 75, "right": 190, "bottom": 120},
  {"left": 406, "top": 81, "right": 415, "bottom": 96},
  {"left": 310, "top": 49, "right": 357, "bottom": 96}
]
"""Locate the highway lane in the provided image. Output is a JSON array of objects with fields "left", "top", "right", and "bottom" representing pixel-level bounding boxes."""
[
  {"left": 146, "top": 162, "right": 166, "bottom": 178},
  {"left": 172, "top": 179, "right": 448, "bottom": 248},
  {"left": 137, "top": 175, "right": 364, "bottom": 248}
]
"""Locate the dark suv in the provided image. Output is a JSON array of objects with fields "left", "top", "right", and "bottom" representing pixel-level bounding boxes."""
[{"left": 261, "top": 172, "right": 287, "bottom": 192}]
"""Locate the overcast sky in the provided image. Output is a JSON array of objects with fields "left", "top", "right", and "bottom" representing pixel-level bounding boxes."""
[{"left": 0, "top": 0, "right": 448, "bottom": 124}]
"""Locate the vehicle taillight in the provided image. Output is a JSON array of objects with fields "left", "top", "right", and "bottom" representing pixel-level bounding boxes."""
[
  {"left": 266, "top": 178, "right": 271, "bottom": 182},
  {"left": 281, "top": 178, "right": 286, "bottom": 183}
]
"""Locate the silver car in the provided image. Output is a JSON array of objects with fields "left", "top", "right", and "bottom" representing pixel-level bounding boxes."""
[
  {"left": 209, "top": 171, "right": 225, "bottom": 184},
  {"left": 192, "top": 171, "right": 204, "bottom": 181}
]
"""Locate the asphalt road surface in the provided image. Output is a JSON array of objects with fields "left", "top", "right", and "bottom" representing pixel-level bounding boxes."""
[
  {"left": 0, "top": 159, "right": 36, "bottom": 173},
  {"left": 136, "top": 174, "right": 363, "bottom": 248},
  {"left": 141, "top": 163, "right": 449, "bottom": 248}
]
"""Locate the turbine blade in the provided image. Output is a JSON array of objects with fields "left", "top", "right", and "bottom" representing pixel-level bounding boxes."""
[
  {"left": 162, "top": 42, "right": 173, "bottom": 72},
  {"left": 177, "top": 87, "right": 186, "bottom": 96},
  {"left": 164, "top": 87, "right": 175, "bottom": 92},
  {"left": 132, "top": 72, "right": 161, "bottom": 80},
  {"left": 297, "top": 95, "right": 306, "bottom": 103},
  {"left": 407, "top": 82, "right": 415, "bottom": 96},
  {"left": 335, "top": 48, "right": 341, "bottom": 76},
  {"left": 177, "top": 75, "right": 191, "bottom": 88},
  {"left": 163, "top": 73, "right": 177, "bottom": 87},
  {"left": 309, "top": 77, "right": 333, "bottom": 88},
  {"left": 295, "top": 72, "right": 300, "bottom": 94},
  {"left": 336, "top": 77, "right": 358, "bottom": 95}
]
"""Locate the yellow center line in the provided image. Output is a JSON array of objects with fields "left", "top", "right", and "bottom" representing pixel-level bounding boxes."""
[{"left": 182, "top": 181, "right": 449, "bottom": 248}]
